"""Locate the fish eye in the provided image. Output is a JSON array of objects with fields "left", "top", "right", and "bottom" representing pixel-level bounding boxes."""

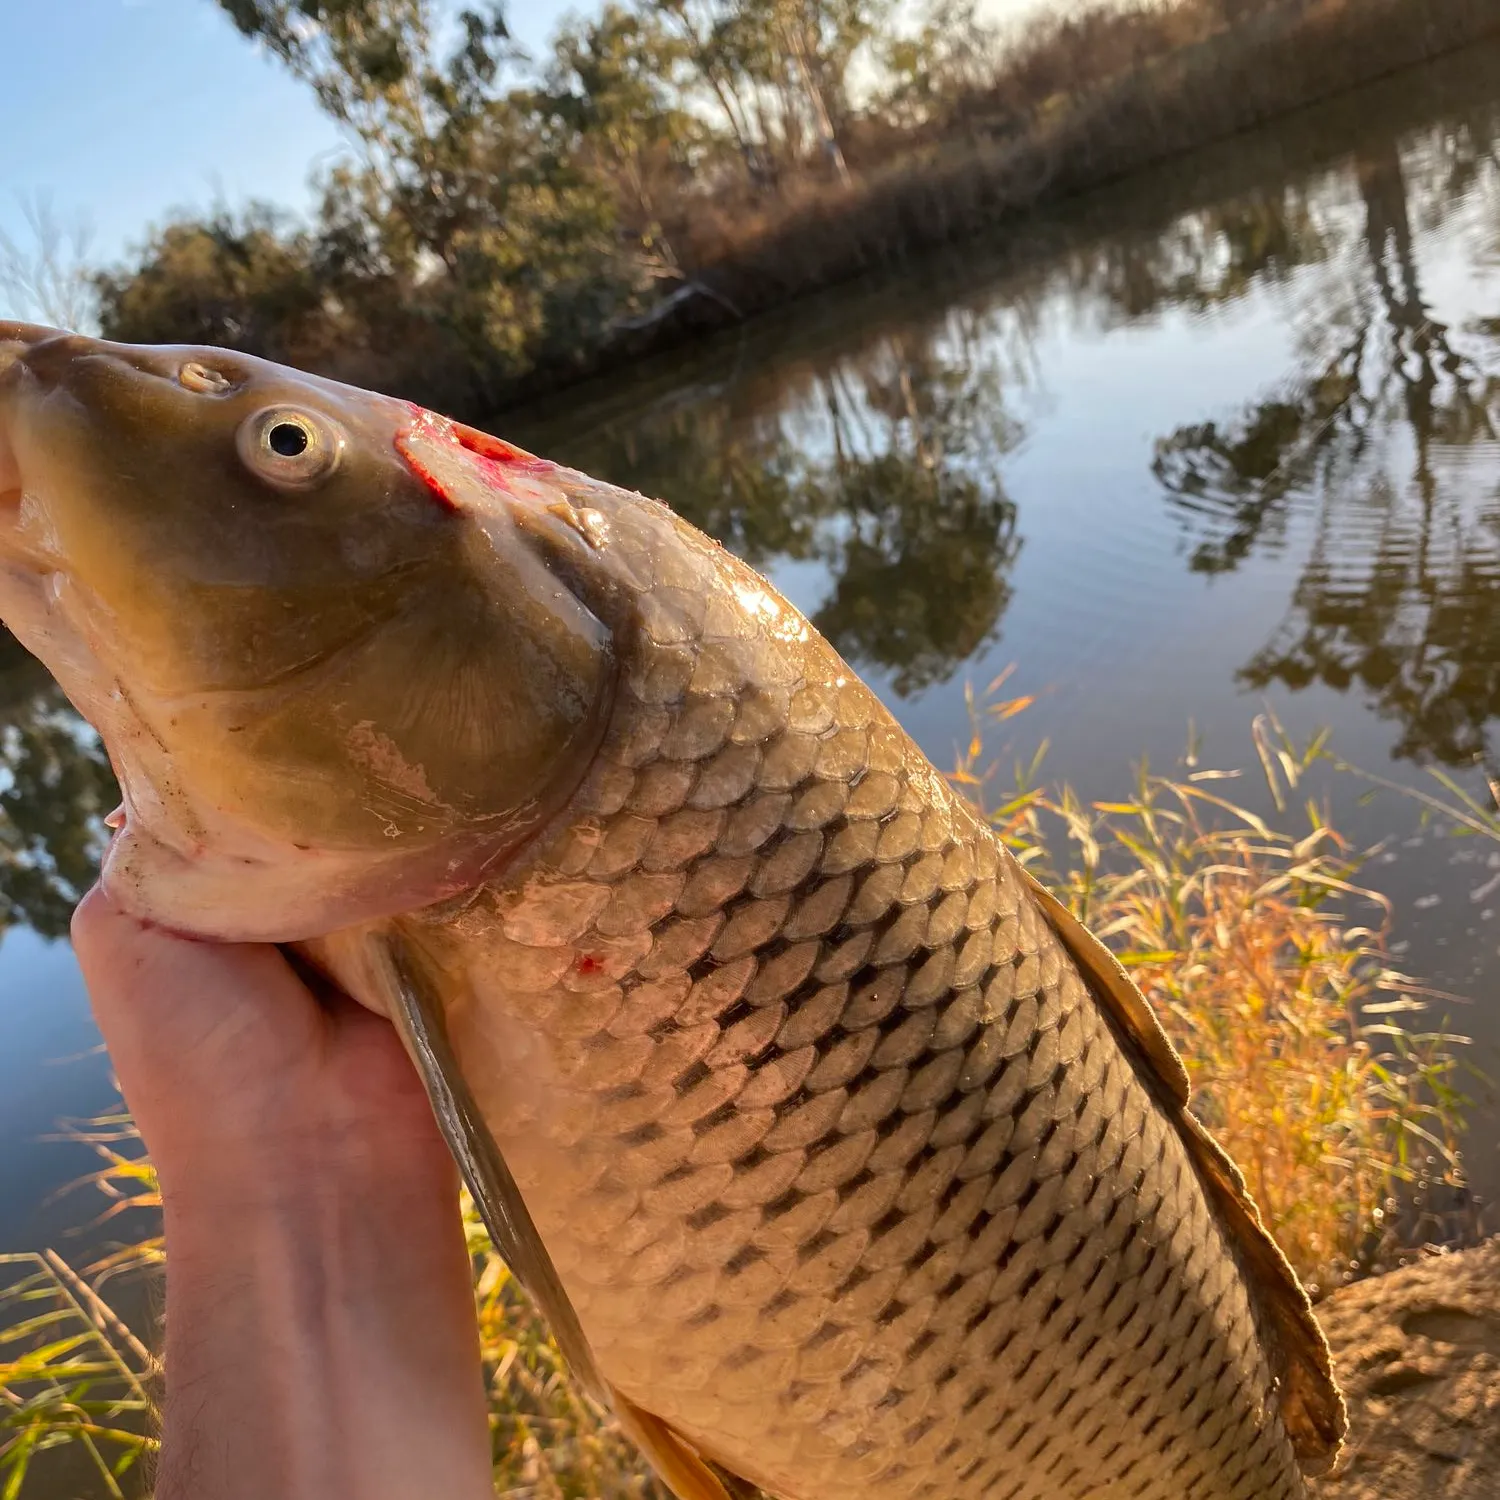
[
  {"left": 180, "top": 362, "right": 232, "bottom": 394},
  {"left": 237, "top": 406, "right": 344, "bottom": 490},
  {"left": 269, "top": 422, "right": 308, "bottom": 457}
]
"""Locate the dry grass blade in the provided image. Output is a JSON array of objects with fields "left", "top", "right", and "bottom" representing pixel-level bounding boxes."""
[
  {"left": 40, "top": 1109, "right": 163, "bottom": 1287},
  {"left": 0, "top": 1252, "right": 158, "bottom": 1499}
]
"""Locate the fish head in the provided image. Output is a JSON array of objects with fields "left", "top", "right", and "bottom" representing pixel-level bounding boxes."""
[{"left": 0, "top": 324, "right": 615, "bottom": 940}]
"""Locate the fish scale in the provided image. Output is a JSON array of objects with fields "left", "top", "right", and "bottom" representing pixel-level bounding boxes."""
[{"left": 394, "top": 475, "right": 1325, "bottom": 1500}]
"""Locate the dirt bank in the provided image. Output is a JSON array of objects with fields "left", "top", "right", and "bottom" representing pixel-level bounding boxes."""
[{"left": 1314, "top": 1239, "right": 1500, "bottom": 1497}]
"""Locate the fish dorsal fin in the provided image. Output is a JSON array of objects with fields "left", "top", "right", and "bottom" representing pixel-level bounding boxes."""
[
  {"left": 370, "top": 933, "right": 740, "bottom": 1500},
  {"left": 1019, "top": 866, "right": 1191, "bottom": 1105},
  {"left": 1016, "top": 864, "right": 1347, "bottom": 1471}
]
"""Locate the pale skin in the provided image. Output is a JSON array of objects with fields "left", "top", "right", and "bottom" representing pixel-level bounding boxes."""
[{"left": 70, "top": 886, "right": 498, "bottom": 1500}]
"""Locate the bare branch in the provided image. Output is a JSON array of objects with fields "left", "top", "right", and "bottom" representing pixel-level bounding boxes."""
[{"left": 0, "top": 193, "right": 99, "bottom": 333}]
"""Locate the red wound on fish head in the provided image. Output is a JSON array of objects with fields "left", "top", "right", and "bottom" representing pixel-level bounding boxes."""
[{"left": 395, "top": 403, "right": 553, "bottom": 512}]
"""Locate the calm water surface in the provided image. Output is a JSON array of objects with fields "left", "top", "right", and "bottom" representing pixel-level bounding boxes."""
[{"left": 4, "top": 43, "right": 1500, "bottom": 1310}]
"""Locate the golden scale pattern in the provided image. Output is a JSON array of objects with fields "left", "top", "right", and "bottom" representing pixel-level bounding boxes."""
[{"left": 437, "top": 488, "right": 1308, "bottom": 1500}]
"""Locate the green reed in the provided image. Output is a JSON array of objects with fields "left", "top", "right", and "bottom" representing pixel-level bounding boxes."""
[{"left": 0, "top": 1251, "right": 156, "bottom": 1500}]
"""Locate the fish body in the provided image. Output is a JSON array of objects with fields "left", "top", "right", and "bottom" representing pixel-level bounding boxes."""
[{"left": 0, "top": 324, "right": 1343, "bottom": 1499}]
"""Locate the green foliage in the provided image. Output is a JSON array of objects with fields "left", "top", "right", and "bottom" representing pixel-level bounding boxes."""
[
  {"left": 0, "top": 1113, "right": 160, "bottom": 1498},
  {"left": 97, "top": 1, "right": 646, "bottom": 410},
  {"left": 0, "top": 1252, "right": 157, "bottom": 1500},
  {"left": 159, "top": 0, "right": 901, "bottom": 406},
  {"left": 91, "top": 0, "right": 967, "bottom": 406},
  {"left": 876, "top": 0, "right": 997, "bottom": 129},
  {"left": 546, "top": 5, "right": 698, "bottom": 270},
  {"left": 218, "top": 0, "right": 517, "bottom": 187},
  {"left": 94, "top": 206, "right": 349, "bottom": 373}
]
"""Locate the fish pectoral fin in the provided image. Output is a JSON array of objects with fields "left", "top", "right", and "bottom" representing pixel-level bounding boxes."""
[
  {"left": 615, "top": 1396, "right": 742, "bottom": 1500},
  {"left": 1018, "top": 861, "right": 1348, "bottom": 1471},
  {"left": 1018, "top": 864, "right": 1191, "bottom": 1104},
  {"left": 371, "top": 933, "right": 755, "bottom": 1500},
  {"left": 369, "top": 932, "right": 610, "bottom": 1401}
]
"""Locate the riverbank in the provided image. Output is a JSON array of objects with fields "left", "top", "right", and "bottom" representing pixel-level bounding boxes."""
[
  {"left": 95, "top": 0, "right": 1500, "bottom": 423},
  {"left": 1313, "top": 1237, "right": 1500, "bottom": 1497},
  {"left": 514, "top": 0, "right": 1500, "bottom": 408},
  {"left": 505, "top": 26, "right": 1500, "bottom": 441}
]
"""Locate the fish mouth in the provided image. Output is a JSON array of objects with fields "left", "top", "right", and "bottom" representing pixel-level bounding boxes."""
[
  {"left": 0, "top": 323, "right": 55, "bottom": 518},
  {"left": 0, "top": 328, "right": 121, "bottom": 741},
  {"left": 0, "top": 383, "right": 21, "bottom": 513}
]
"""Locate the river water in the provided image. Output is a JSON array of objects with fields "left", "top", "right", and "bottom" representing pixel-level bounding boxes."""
[{"left": 2, "top": 36, "right": 1499, "bottom": 1346}]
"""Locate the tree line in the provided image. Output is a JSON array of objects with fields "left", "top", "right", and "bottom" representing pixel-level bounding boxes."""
[
  {"left": 61, "top": 0, "right": 1493, "bottom": 418},
  {"left": 96, "top": 0, "right": 989, "bottom": 412}
]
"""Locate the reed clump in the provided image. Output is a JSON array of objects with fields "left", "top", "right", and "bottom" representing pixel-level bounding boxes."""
[
  {"left": 0, "top": 1110, "right": 160, "bottom": 1499},
  {"left": 0, "top": 718, "right": 1477, "bottom": 1496}
]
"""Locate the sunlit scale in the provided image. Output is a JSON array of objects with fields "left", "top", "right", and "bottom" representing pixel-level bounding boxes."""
[{"left": 732, "top": 581, "right": 811, "bottom": 646}]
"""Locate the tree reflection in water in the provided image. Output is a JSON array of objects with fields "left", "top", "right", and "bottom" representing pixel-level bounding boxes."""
[
  {"left": 1151, "top": 109, "right": 1500, "bottom": 765},
  {"left": 0, "top": 636, "right": 117, "bottom": 940},
  {"left": 548, "top": 318, "right": 1025, "bottom": 697}
]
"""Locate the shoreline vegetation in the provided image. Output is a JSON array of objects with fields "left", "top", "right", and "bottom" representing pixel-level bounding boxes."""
[
  {"left": 595, "top": 0, "right": 1500, "bottom": 386},
  {"left": 39, "top": 0, "right": 1493, "bottom": 424},
  {"left": 0, "top": 717, "right": 1475, "bottom": 1498}
]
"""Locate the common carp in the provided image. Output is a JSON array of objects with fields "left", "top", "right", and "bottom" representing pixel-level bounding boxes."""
[{"left": 0, "top": 324, "right": 1344, "bottom": 1499}]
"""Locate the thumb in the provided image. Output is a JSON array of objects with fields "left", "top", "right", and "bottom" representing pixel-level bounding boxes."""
[{"left": 70, "top": 883, "right": 324, "bottom": 1166}]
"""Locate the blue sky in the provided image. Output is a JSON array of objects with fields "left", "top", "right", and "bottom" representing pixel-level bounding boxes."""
[{"left": 0, "top": 0, "right": 1042, "bottom": 321}]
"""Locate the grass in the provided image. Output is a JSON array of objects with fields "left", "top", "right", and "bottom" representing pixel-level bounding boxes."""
[
  {"left": 0, "top": 1111, "right": 161, "bottom": 1500},
  {"left": 0, "top": 1244, "right": 156, "bottom": 1500},
  {"left": 0, "top": 713, "right": 1479, "bottom": 1496},
  {"left": 468, "top": 1220, "right": 665, "bottom": 1500}
]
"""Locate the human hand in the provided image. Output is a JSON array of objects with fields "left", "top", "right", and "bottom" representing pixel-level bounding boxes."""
[{"left": 71, "top": 886, "right": 497, "bottom": 1500}]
